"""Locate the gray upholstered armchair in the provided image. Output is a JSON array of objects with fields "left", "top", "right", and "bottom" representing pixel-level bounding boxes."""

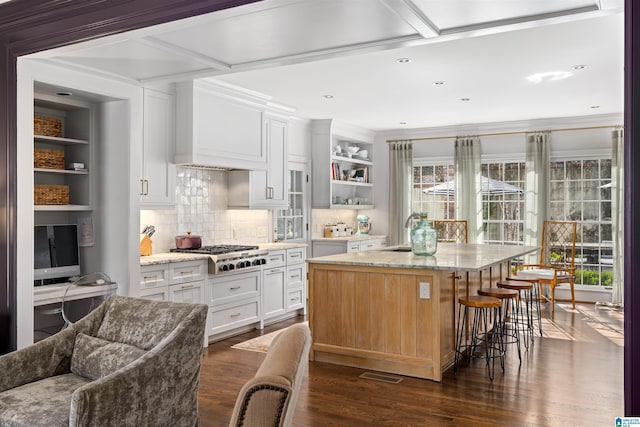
[{"left": 0, "top": 295, "right": 208, "bottom": 427}]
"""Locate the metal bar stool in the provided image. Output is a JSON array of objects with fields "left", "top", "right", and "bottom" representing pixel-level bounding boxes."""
[
  {"left": 454, "top": 295, "right": 504, "bottom": 381},
  {"left": 478, "top": 287, "right": 521, "bottom": 362},
  {"left": 504, "top": 276, "right": 543, "bottom": 336},
  {"left": 498, "top": 279, "right": 536, "bottom": 349}
]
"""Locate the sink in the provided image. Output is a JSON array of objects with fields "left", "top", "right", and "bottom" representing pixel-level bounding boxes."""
[{"left": 382, "top": 246, "right": 412, "bottom": 252}]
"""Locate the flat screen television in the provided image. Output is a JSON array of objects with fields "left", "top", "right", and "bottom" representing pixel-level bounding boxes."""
[{"left": 34, "top": 224, "right": 81, "bottom": 281}]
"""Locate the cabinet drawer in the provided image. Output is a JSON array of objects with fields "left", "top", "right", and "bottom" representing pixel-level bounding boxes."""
[
  {"left": 140, "top": 265, "right": 169, "bottom": 289},
  {"left": 286, "top": 248, "right": 305, "bottom": 265},
  {"left": 287, "top": 265, "right": 304, "bottom": 285},
  {"left": 287, "top": 287, "right": 304, "bottom": 310},
  {"left": 347, "top": 241, "right": 361, "bottom": 252},
  {"left": 139, "top": 286, "right": 169, "bottom": 301},
  {"left": 209, "top": 271, "right": 260, "bottom": 306},
  {"left": 210, "top": 300, "right": 259, "bottom": 330},
  {"left": 169, "top": 280, "right": 205, "bottom": 304},
  {"left": 267, "top": 250, "right": 286, "bottom": 268},
  {"left": 169, "top": 260, "right": 206, "bottom": 285}
]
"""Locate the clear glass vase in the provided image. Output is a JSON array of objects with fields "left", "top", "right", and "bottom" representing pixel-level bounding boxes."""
[{"left": 409, "top": 214, "right": 438, "bottom": 256}]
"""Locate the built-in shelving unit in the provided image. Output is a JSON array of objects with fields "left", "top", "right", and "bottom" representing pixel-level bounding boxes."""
[
  {"left": 311, "top": 119, "right": 375, "bottom": 209},
  {"left": 34, "top": 95, "right": 92, "bottom": 212}
]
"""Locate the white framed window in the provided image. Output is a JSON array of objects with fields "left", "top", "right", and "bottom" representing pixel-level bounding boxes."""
[
  {"left": 481, "top": 161, "right": 526, "bottom": 245},
  {"left": 412, "top": 163, "right": 455, "bottom": 219},
  {"left": 549, "top": 158, "right": 612, "bottom": 287}
]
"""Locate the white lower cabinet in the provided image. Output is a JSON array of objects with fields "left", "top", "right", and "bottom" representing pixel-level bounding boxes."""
[
  {"left": 169, "top": 280, "right": 205, "bottom": 304},
  {"left": 139, "top": 264, "right": 170, "bottom": 300},
  {"left": 263, "top": 266, "right": 286, "bottom": 319},
  {"left": 207, "top": 270, "right": 261, "bottom": 337},
  {"left": 312, "top": 236, "right": 387, "bottom": 257}
]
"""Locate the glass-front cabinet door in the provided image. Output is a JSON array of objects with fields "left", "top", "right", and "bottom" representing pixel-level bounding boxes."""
[{"left": 275, "top": 164, "right": 306, "bottom": 242}]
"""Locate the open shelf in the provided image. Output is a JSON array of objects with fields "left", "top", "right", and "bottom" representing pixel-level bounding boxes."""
[{"left": 34, "top": 135, "right": 88, "bottom": 146}]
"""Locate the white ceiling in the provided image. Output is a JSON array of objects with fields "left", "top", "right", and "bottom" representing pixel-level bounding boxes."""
[{"left": 28, "top": 0, "right": 625, "bottom": 131}]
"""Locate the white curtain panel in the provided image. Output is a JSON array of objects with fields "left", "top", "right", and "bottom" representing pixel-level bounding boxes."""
[
  {"left": 611, "top": 128, "right": 624, "bottom": 306},
  {"left": 388, "top": 141, "right": 413, "bottom": 246},
  {"left": 454, "top": 137, "right": 482, "bottom": 243},
  {"left": 524, "top": 132, "right": 550, "bottom": 254}
]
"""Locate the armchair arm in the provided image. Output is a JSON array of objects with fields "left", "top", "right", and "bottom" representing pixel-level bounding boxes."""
[
  {"left": 229, "top": 375, "right": 294, "bottom": 427},
  {"left": 69, "top": 305, "right": 206, "bottom": 427},
  {"left": 0, "top": 328, "right": 75, "bottom": 392}
]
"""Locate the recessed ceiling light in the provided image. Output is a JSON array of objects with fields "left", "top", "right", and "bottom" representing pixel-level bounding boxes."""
[
  {"left": 526, "top": 71, "right": 572, "bottom": 83},
  {"left": 572, "top": 65, "right": 588, "bottom": 70},
  {"left": 460, "top": 98, "right": 470, "bottom": 102},
  {"left": 433, "top": 81, "right": 445, "bottom": 85},
  {"left": 397, "top": 58, "right": 411, "bottom": 63},
  {"left": 56, "top": 91, "right": 72, "bottom": 96},
  {"left": 591, "top": 105, "right": 600, "bottom": 109},
  {"left": 323, "top": 94, "right": 334, "bottom": 99}
]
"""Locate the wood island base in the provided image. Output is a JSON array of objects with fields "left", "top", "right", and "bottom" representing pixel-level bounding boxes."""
[{"left": 307, "top": 260, "right": 511, "bottom": 382}]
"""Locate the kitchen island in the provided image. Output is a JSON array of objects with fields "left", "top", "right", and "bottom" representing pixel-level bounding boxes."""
[{"left": 307, "top": 243, "right": 537, "bottom": 381}]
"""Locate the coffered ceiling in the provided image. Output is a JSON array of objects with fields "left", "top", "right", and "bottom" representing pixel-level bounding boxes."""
[{"left": 27, "top": 0, "right": 625, "bottom": 130}]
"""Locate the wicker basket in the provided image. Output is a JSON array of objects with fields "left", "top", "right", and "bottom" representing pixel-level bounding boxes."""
[
  {"left": 34, "top": 115, "right": 63, "bottom": 137},
  {"left": 34, "top": 184, "right": 69, "bottom": 205},
  {"left": 34, "top": 148, "right": 64, "bottom": 169}
]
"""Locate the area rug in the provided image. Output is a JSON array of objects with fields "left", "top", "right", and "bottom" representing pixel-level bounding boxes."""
[{"left": 231, "top": 322, "right": 308, "bottom": 353}]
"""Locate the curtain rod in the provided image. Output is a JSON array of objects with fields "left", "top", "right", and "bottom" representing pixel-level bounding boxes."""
[{"left": 385, "top": 124, "right": 623, "bottom": 143}]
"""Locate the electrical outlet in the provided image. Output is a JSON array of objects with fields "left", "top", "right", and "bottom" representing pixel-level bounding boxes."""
[{"left": 419, "top": 282, "right": 430, "bottom": 299}]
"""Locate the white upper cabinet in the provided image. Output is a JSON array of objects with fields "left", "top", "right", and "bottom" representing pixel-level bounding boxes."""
[
  {"left": 228, "top": 115, "right": 288, "bottom": 209},
  {"left": 175, "top": 80, "right": 267, "bottom": 170},
  {"left": 141, "top": 88, "right": 176, "bottom": 207}
]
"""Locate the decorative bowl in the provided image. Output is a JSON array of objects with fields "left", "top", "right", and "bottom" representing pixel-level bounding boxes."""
[{"left": 347, "top": 146, "right": 360, "bottom": 154}]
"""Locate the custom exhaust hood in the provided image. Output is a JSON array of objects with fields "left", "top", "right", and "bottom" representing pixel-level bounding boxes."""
[{"left": 175, "top": 79, "right": 293, "bottom": 171}]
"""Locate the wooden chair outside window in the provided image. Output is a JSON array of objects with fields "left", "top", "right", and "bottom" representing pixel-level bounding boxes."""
[
  {"left": 433, "top": 219, "right": 468, "bottom": 244},
  {"left": 514, "top": 220, "right": 577, "bottom": 314}
]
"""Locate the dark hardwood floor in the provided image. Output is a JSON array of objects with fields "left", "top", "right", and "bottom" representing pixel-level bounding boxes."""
[{"left": 198, "top": 302, "right": 623, "bottom": 426}]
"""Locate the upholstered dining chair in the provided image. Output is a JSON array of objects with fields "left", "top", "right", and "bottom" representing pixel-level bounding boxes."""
[
  {"left": 0, "top": 294, "right": 207, "bottom": 427},
  {"left": 513, "top": 220, "right": 578, "bottom": 314},
  {"left": 433, "top": 219, "right": 468, "bottom": 244},
  {"left": 230, "top": 323, "right": 312, "bottom": 427}
]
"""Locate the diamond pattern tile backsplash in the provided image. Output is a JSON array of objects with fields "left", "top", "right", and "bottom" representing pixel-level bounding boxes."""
[{"left": 140, "top": 167, "right": 269, "bottom": 253}]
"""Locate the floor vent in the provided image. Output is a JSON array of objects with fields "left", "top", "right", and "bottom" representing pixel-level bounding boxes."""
[{"left": 359, "top": 372, "right": 403, "bottom": 384}]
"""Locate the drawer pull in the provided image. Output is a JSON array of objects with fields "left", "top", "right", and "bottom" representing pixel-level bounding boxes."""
[
  {"left": 181, "top": 284, "right": 194, "bottom": 289},
  {"left": 143, "top": 275, "right": 158, "bottom": 280},
  {"left": 290, "top": 297, "right": 300, "bottom": 301},
  {"left": 270, "top": 269, "right": 282, "bottom": 273},
  {"left": 290, "top": 254, "right": 301, "bottom": 258},
  {"left": 229, "top": 312, "right": 242, "bottom": 317},
  {"left": 180, "top": 270, "right": 193, "bottom": 275},
  {"left": 269, "top": 257, "right": 281, "bottom": 261},
  {"left": 230, "top": 286, "right": 241, "bottom": 290},
  {"left": 289, "top": 274, "right": 300, "bottom": 279}
]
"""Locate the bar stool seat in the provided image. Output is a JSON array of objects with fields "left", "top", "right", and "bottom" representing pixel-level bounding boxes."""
[
  {"left": 478, "top": 287, "right": 521, "bottom": 362},
  {"left": 454, "top": 295, "right": 504, "bottom": 381}
]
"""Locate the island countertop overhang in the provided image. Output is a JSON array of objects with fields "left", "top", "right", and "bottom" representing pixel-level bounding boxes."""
[{"left": 307, "top": 243, "right": 538, "bottom": 272}]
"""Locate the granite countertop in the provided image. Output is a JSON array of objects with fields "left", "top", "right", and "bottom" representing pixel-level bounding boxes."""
[
  {"left": 140, "top": 242, "right": 307, "bottom": 265},
  {"left": 307, "top": 243, "right": 538, "bottom": 272},
  {"left": 312, "top": 234, "right": 387, "bottom": 242},
  {"left": 140, "top": 253, "right": 211, "bottom": 266},
  {"left": 259, "top": 242, "right": 308, "bottom": 250}
]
